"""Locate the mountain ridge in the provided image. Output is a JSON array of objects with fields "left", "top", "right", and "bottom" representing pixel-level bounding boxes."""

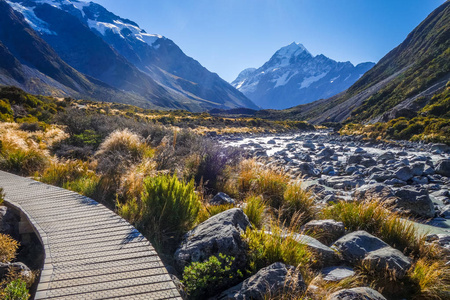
[{"left": 232, "top": 42, "right": 375, "bottom": 109}]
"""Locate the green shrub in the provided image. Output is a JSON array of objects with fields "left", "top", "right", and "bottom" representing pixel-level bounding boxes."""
[
  {"left": 119, "top": 174, "right": 201, "bottom": 251},
  {"left": 0, "top": 187, "right": 4, "bottom": 205},
  {"left": 182, "top": 254, "right": 243, "bottom": 299},
  {"left": 242, "top": 222, "right": 312, "bottom": 273},
  {"left": 2, "top": 278, "right": 29, "bottom": 300},
  {"left": 243, "top": 196, "right": 266, "bottom": 229},
  {"left": 196, "top": 204, "right": 235, "bottom": 225}
]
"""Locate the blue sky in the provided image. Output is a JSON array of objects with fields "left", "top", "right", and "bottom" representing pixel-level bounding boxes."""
[{"left": 94, "top": 0, "right": 446, "bottom": 82}]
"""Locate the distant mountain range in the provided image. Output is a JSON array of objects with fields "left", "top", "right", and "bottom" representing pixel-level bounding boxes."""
[
  {"left": 267, "top": 1, "right": 450, "bottom": 124},
  {"left": 0, "top": 0, "right": 257, "bottom": 111},
  {"left": 232, "top": 42, "right": 375, "bottom": 109}
]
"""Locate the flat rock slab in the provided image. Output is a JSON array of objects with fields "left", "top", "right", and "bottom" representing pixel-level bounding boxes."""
[{"left": 0, "top": 171, "right": 181, "bottom": 300}]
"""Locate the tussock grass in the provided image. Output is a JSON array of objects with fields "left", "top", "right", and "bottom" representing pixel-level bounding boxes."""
[
  {"left": 243, "top": 196, "right": 267, "bottom": 229},
  {"left": 322, "top": 200, "right": 424, "bottom": 256},
  {"left": 282, "top": 182, "right": 316, "bottom": 227},
  {"left": 242, "top": 220, "right": 312, "bottom": 274},
  {"left": 0, "top": 234, "right": 19, "bottom": 263},
  {"left": 409, "top": 258, "right": 450, "bottom": 300},
  {"left": 118, "top": 174, "right": 201, "bottom": 252},
  {"left": 196, "top": 203, "right": 236, "bottom": 225}
]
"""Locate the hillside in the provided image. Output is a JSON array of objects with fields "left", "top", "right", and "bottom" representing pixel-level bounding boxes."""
[
  {"left": 1, "top": 0, "right": 257, "bottom": 112},
  {"left": 274, "top": 1, "right": 450, "bottom": 125}
]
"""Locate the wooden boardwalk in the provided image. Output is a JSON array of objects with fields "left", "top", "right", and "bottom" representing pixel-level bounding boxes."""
[{"left": 0, "top": 171, "right": 181, "bottom": 300}]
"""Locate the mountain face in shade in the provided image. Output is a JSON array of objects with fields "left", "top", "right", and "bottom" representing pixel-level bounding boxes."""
[
  {"left": 232, "top": 42, "right": 374, "bottom": 110},
  {"left": 1, "top": 0, "right": 257, "bottom": 111},
  {"left": 277, "top": 1, "right": 450, "bottom": 124}
]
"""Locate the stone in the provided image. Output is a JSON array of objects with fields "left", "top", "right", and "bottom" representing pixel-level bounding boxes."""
[
  {"left": 435, "top": 159, "right": 450, "bottom": 177},
  {"left": 298, "top": 162, "right": 320, "bottom": 177},
  {"left": 322, "top": 176, "right": 365, "bottom": 189},
  {"left": 354, "top": 147, "right": 366, "bottom": 154},
  {"left": 0, "top": 262, "right": 32, "bottom": 282},
  {"left": 318, "top": 148, "right": 335, "bottom": 157},
  {"left": 321, "top": 266, "right": 355, "bottom": 282},
  {"left": 327, "top": 287, "right": 387, "bottom": 300},
  {"left": 394, "top": 166, "right": 413, "bottom": 181},
  {"left": 392, "top": 188, "right": 435, "bottom": 218},
  {"left": 360, "top": 158, "right": 377, "bottom": 168},
  {"left": 354, "top": 184, "right": 395, "bottom": 202},
  {"left": 332, "top": 231, "right": 389, "bottom": 264},
  {"left": 411, "top": 162, "right": 425, "bottom": 176},
  {"left": 216, "top": 262, "right": 306, "bottom": 300},
  {"left": 210, "top": 192, "right": 235, "bottom": 206},
  {"left": 0, "top": 206, "right": 19, "bottom": 238},
  {"left": 362, "top": 247, "right": 412, "bottom": 279},
  {"left": 345, "top": 166, "right": 357, "bottom": 175},
  {"left": 322, "top": 166, "right": 335, "bottom": 175},
  {"left": 377, "top": 152, "right": 395, "bottom": 162},
  {"left": 303, "top": 219, "right": 345, "bottom": 245},
  {"left": 267, "top": 139, "right": 276, "bottom": 145},
  {"left": 293, "top": 234, "right": 340, "bottom": 267},
  {"left": 431, "top": 143, "right": 449, "bottom": 154},
  {"left": 174, "top": 208, "right": 250, "bottom": 271},
  {"left": 303, "top": 141, "right": 315, "bottom": 150},
  {"left": 295, "top": 153, "right": 312, "bottom": 162},
  {"left": 439, "top": 205, "right": 450, "bottom": 219},
  {"left": 348, "top": 155, "right": 363, "bottom": 165}
]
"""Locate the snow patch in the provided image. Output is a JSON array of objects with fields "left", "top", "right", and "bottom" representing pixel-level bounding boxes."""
[
  {"left": 273, "top": 71, "right": 298, "bottom": 88},
  {"left": 6, "top": 1, "right": 57, "bottom": 35},
  {"left": 330, "top": 75, "right": 340, "bottom": 83},
  {"left": 299, "top": 72, "right": 327, "bottom": 89}
]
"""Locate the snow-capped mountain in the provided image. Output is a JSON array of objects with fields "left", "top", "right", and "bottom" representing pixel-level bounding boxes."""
[
  {"left": 2, "top": 0, "right": 257, "bottom": 111},
  {"left": 232, "top": 42, "right": 375, "bottom": 110}
]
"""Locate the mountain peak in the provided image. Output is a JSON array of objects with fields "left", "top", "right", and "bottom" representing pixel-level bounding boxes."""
[{"left": 275, "top": 42, "right": 310, "bottom": 58}]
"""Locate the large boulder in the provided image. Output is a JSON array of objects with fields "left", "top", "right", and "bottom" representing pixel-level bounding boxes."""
[
  {"left": 327, "top": 287, "right": 387, "bottom": 300},
  {"left": 354, "top": 184, "right": 396, "bottom": 202},
  {"left": 303, "top": 219, "right": 345, "bottom": 245},
  {"left": 0, "top": 262, "right": 32, "bottom": 282},
  {"left": 216, "top": 262, "right": 306, "bottom": 300},
  {"left": 435, "top": 159, "right": 450, "bottom": 177},
  {"left": 298, "top": 162, "right": 320, "bottom": 177},
  {"left": 293, "top": 234, "right": 340, "bottom": 267},
  {"left": 362, "top": 247, "right": 411, "bottom": 279},
  {"left": 174, "top": 208, "right": 250, "bottom": 271},
  {"left": 394, "top": 166, "right": 413, "bottom": 181},
  {"left": 321, "top": 266, "right": 355, "bottom": 282},
  {"left": 210, "top": 192, "right": 235, "bottom": 206},
  {"left": 332, "top": 231, "right": 388, "bottom": 264},
  {"left": 0, "top": 206, "right": 19, "bottom": 238},
  {"left": 392, "top": 188, "right": 435, "bottom": 218}
]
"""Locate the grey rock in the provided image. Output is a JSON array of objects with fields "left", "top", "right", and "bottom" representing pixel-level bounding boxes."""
[
  {"left": 332, "top": 231, "right": 388, "bottom": 264},
  {"left": 360, "top": 158, "right": 377, "bottom": 168},
  {"left": 0, "top": 262, "right": 32, "bottom": 282},
  {"left": 431, "top": 143, "right": 449, "bottom": 154},
  {"left": 303, "top": 142, "right": 316, "bottom": 150},
  {"left": 392, "top": 188, "right": 435, "bottom": 218},
  {"left": 440, "top": 205, "right": 450, "bottom": 219},
  {"left": 318, "top": 148, "right": 335, "bottom": 157},
  {"left": 210, "top": 192, "right": 235, "bottom": 206},
  {"left": 394, "top": 166, "right": 413, "bottom": 181},
  {"left": 321, "top": 266, "right": 355, "bottom": 282},
  {"left": 345, "top": 166, "right": 357, "bottom": 175},
  {"left": 323, "top": 176, "right": 365, "bottom": 189},
  {"left": 327, "top": 287, "right": 387, "bottom": 300},
  {"left": 303, "top": 219, "right": 345, "bottom": 245},
  {"left": 267, "top": 139, "right": 276, "bottom": 145},
  {"left": 435, "top": 159, "right": 450, "bottom": 177},
  {"left": 362, "top": 247, "right": 412, "bottom": 279},
  {"left": 217, "top": 262, "right": 305, "bottom": 300},
  {"left": 174, "top": 208, "right": 250, "bottom": 271},
  {"left": 354, "top": 184, "right": 395, "bottom": 202},
  {"left": 0, "top": 206, "right": 19, "bottom": 238},
  {"left": 293, "top": 234, "right": 340, "bottom": 266},
  {"left": 411, "top": 162, "right": 425, "bottom": 176},
  {"left": 412, "top": 176, "right": 428, "bottom": 184},
  {"left": 348, "top": 155, "right": 363, "bottom": 165},
  {"left": 423, "top": 166, "right": 435, "bottom": 176},
  {"left": 377, "top": 152, "right": 395, "bottom": 162},
  {"left": 298, "top": 162, "right": 320, "bottom": 177}
]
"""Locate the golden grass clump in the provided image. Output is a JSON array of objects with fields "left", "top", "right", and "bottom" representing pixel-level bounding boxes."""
[
  {"left": 282, "top": 182, "right": 316, "bottom": 226},
  {"left": 0, "top": 234, "right": 19, "bottom": 263},
  {"left": 235, "top": 159, "right": 289, "bottom": 208},
  {"left": 322, "top": 200, "right": 424, "bottom": 256},
  {"left": 196, "top": 203, "right": 236, "bottom": 225},
  {"left": 243, "top": 196, "right": 267, "bottom": 229},
  {"left": 95, "top": 129, "right": 145, "bottom": 162}
]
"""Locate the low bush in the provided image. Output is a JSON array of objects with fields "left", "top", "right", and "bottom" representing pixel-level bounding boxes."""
[
  {"left": 1, "top": 278, "right": 29, "bottom": 300},
  {"left": 0, "top": 187, "right": 4, "bottom": 205},
  {"left": 182, "top": 253, "right": 243, "bottom": 299},
  {"left": 0, "top": 234, "right": 19, "bottom": 263},
  {"left": 118, "top": 174, "right": 201, "bottom": 252}
]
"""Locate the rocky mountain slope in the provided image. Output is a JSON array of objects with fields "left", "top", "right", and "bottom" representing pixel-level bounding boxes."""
[
  {"left": 232, "top": 42, "right": 374, "bottom": 109},
  {"left": 1, "top": 0, "right": 257, "bottom": 111},
  {"left": 276, "top": 1, "right": 450, "bottom": 124}
]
